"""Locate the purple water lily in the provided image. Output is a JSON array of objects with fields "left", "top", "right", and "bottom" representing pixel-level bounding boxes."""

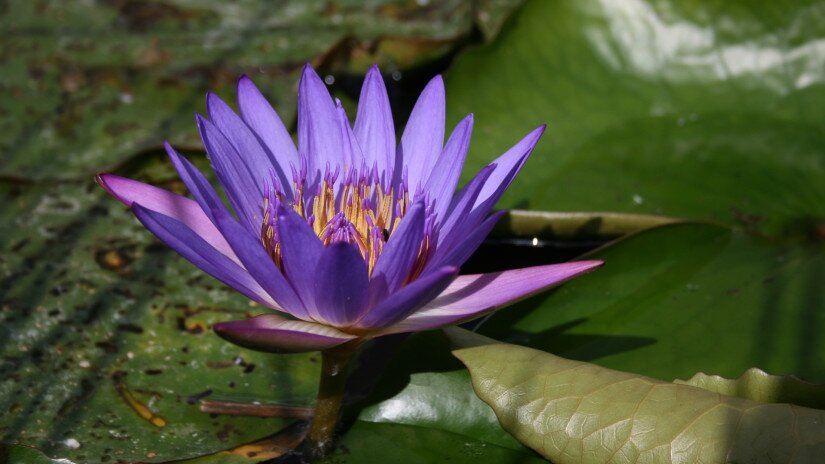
[{"left": 98, "top": 64, "right": 601, "bottom": 354}]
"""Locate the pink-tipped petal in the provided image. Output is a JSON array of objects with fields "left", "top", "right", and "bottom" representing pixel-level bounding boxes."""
[
  {"left": 354, "top": 65, "right": 395, "bottom": 179},
  {"left": 381, "top": 261, "right": 604, "bottom": 335},
  {"left": 399, "top": 75, "right": 445, "bottom": 191},
  {"left": 132, "top": 204, "right": 276, "bottom": 309},
  {"left": 97, "top": 173, "right": 238, "bottom": 263},
  {"left": 213, "top": 314, "right": 357, "bottom": 353}
]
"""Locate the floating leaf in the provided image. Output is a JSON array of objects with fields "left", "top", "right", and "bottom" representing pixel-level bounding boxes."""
[
  {"left": 446, "top": 0, "right": 825, "bottom": 235},
  {"left": 676, "top": 368, "right": 825, "bottom": 410},
  {"left": 449, "top": 328, "right": 825, "bottom": 463},
  {"left": 479, "top": 221, "right": 825, "bottom": 383},
  {"left": 0, "top": 0, "right": 490, "bottom": 180}
]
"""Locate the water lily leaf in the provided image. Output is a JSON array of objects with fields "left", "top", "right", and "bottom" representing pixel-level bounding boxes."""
[
  {"left": 492, "top": 210, "right": 681, "bottom": 240},
  {"left": 446, "top": 0, "right": 825, "bottom": 235},
  {"left": 324, "top": 421, "right": 545, "bottom": 464},
  {"left": 355, "top": 331, "right": 526, "bottom": 451},
  {"left": 0, "top": 180, "right": 319, "bottom": 462},
  {"left": 0, "top": 445, "right": 68, "bottom": 464},
  {"left": 0, "top": 0, "right": 494, "bottom": 181},
  {"left": 676, "top": 368, "right": 825, "bottom": 410},
  {"left": 449, "top": 328, "right": 825, "bottom": 463},
  {"left": 480, "top": 221, "right": 825, "bottom": 383}
]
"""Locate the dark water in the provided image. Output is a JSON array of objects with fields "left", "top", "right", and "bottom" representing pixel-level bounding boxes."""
[{"left": 461, "top": 237, "right": 607, "bottom": 274}]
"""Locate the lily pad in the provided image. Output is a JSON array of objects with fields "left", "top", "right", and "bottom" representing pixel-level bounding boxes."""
[
  {"left": 479, "top": 221, "right": 825, "bottom": 382},
  {"left": 450, "top": 328, "right": 825, "bottom": 464},
  {"left": 0, "top": 0, "right": 507, "bottom": 181},
  {"left": 445, "top": 0, "right": 825, "bottom": 235},
  {"left": 676, "top": 368, "right": 825, "bottom": 410}
]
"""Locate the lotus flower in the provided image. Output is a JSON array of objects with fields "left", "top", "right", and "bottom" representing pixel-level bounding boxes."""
[{"left": 97, "top": 65, "right": 601, "bottom": 353}]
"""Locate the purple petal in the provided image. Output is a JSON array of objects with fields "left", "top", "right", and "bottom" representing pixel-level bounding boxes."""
[
  {"left": 196, "top": 115, "right": 263, "bottom": 233},
  {"left": 314, "top": 242, "right": 370, "bottom": 326},
  {"left": 207, "top": 91, "right": 292, "bottom": 201},
  {"left": 399, "top": 75, "right": 445, "bottom": 191},
  {"left": 380, "top": 261, "right": 604, "bottom": 334},
  {"left": 473, "top": 125, "right": 545, "bottom": 211},
  {"left": 213, "top": 314, "right": 356, "bottom": 353},
  {"left": 423, "top": 114, "right": 473, "bottom": 221},
  {"left": 131, "top": 204, "right": 275, "bottom": 308},
  {"left": 97, "top": 173, "right": 237, "bottom": 263},
  {"left": 336, "top": 99, "right": 362, "bottom": 169},
  {"left": 276, "top": 206, "right": 325, "bottom": 321},
  {"left": 165, "top": 142, "right": 229, "bottom": 224},
  {"left": 354, "top": 65, "right": 395, "bottom": 180},
  {"left": 432, "top": 210, "right": 506, "bottom": 270},
  {"left": 368, "top": 202, "right": 425, "bottom": 306},
  {"left": 355, "top": 266, "right": 458, "bottom": 330},
  {"left": 237, "top": 75, "right": 299, "bottom": 183},
  {"left": 427, "top": 165, "right": 495, "bottom": 267},
  {"left": 298, "top": 64, "right": 342, "bottom": 184},
  {"left": 211, "top": 208, "right": 308, "bottom": 320}
]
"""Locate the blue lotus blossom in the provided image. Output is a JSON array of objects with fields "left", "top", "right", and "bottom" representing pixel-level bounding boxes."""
[{"left": 98, "top": 65, "right": 601, "bottom": 352}]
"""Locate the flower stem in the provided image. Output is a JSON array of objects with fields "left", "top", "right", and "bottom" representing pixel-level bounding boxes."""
[{"left": 304, "top": 342, "right": 359, "bottom": 458}]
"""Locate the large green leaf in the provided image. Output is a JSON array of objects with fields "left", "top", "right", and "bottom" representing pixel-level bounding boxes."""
[
  {"left": 450, "top": 328, "right": 825, "bottom": 463},
  {"left": 675, "top": 368, "right": 825, "bottom": 410},
  {"left": 0, "top": 0, "right": 510, "bottom": 181},
  {"left": 445, "top": 0, "right": 825, "bottom": 235},
  {"left": 480, "top": 221, "right": 825, "bottom": 382},
  {"left": 0, "top": 180, "right": 320, "bottom": 462}
]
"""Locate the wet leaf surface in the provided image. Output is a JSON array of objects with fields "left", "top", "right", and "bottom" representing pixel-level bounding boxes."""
[
  {"left": 0, "top": 0, "right": 517, "bottom": 181},
  {"left": 446, "top": 0, "right": 825, "bottom": 235},
  {"left": 480, "top": 222, "right": 825, "bottom": 383},
  {"left": 676, "top": 368, "right": 825, "bottom": 410},
  {"left": 0, "top": 179, "right": 319, "bottom": 462},
  {"left": 449, "top": 328, "right": 825, "bottom": 464}
]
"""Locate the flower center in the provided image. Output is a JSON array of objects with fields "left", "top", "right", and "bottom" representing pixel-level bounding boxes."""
[{"left": 260, "top": 163, "right": 429, "bottom": 278}]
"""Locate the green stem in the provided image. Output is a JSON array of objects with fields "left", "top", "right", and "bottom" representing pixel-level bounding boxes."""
[{"left": 305, "top": 341, "right": 359, "bottom": 458}]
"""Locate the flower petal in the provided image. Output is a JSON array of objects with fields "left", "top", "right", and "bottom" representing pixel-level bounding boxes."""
[
  {"left": 165, "top": 142, "right": 228, "bottom": 223},
  {"left": 131, "top": 204, "right": 275, "bottom": 308},
  {"left": 314, "top": 242, "right": 370, "bottom": 326},
  {"left": 276, "top": 205, "right": 325, "bottom": 320},
  {"left": 425, "top": 165, "right": 494, "bottom": 269},
  {"left": 97, "top": 173, "right": 237, "bottom": 263},
  {"left": 473, "top": 125, "right": 545, "bottom": 211},
  {"left": 354, "top": 65, "right": 395, "bottom": 180},
  {"left": 213, "top": 314, "right": 357, "bottom": 353},
  {"left": 423, "top": 114, "right": 473, "bottom": 221},
  {"left": 355, "top": 266, "right": 458, "bottom": 330},
  {"left": 211, "top": 208, "right": 308, "bottom": 319},
  {"left": 433, "top": 210, "right": 506, "bottom": 270},
  {"left": 336, "top": 99, "right": 362, "bottom": 169},
  {"left": 298, "top": 64, "right": 342, "bottom": 184},
  {"left": 399, "top": 75, "right": 445, "bottom": 191},
  {"left": 237, "top": 75, "right": 299, "bottom": 182},
  {"left": 196, "top": 115, "right": 264, "bottom": 233},
  {"left": 368, "top": 202, "right": 425, "bottom": 305},
  {"left": 381, "top": 261, "right": 604, "bottom": 335},
  {"left": 207, "top": 91, "right": 292, "bottom": 201}
]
